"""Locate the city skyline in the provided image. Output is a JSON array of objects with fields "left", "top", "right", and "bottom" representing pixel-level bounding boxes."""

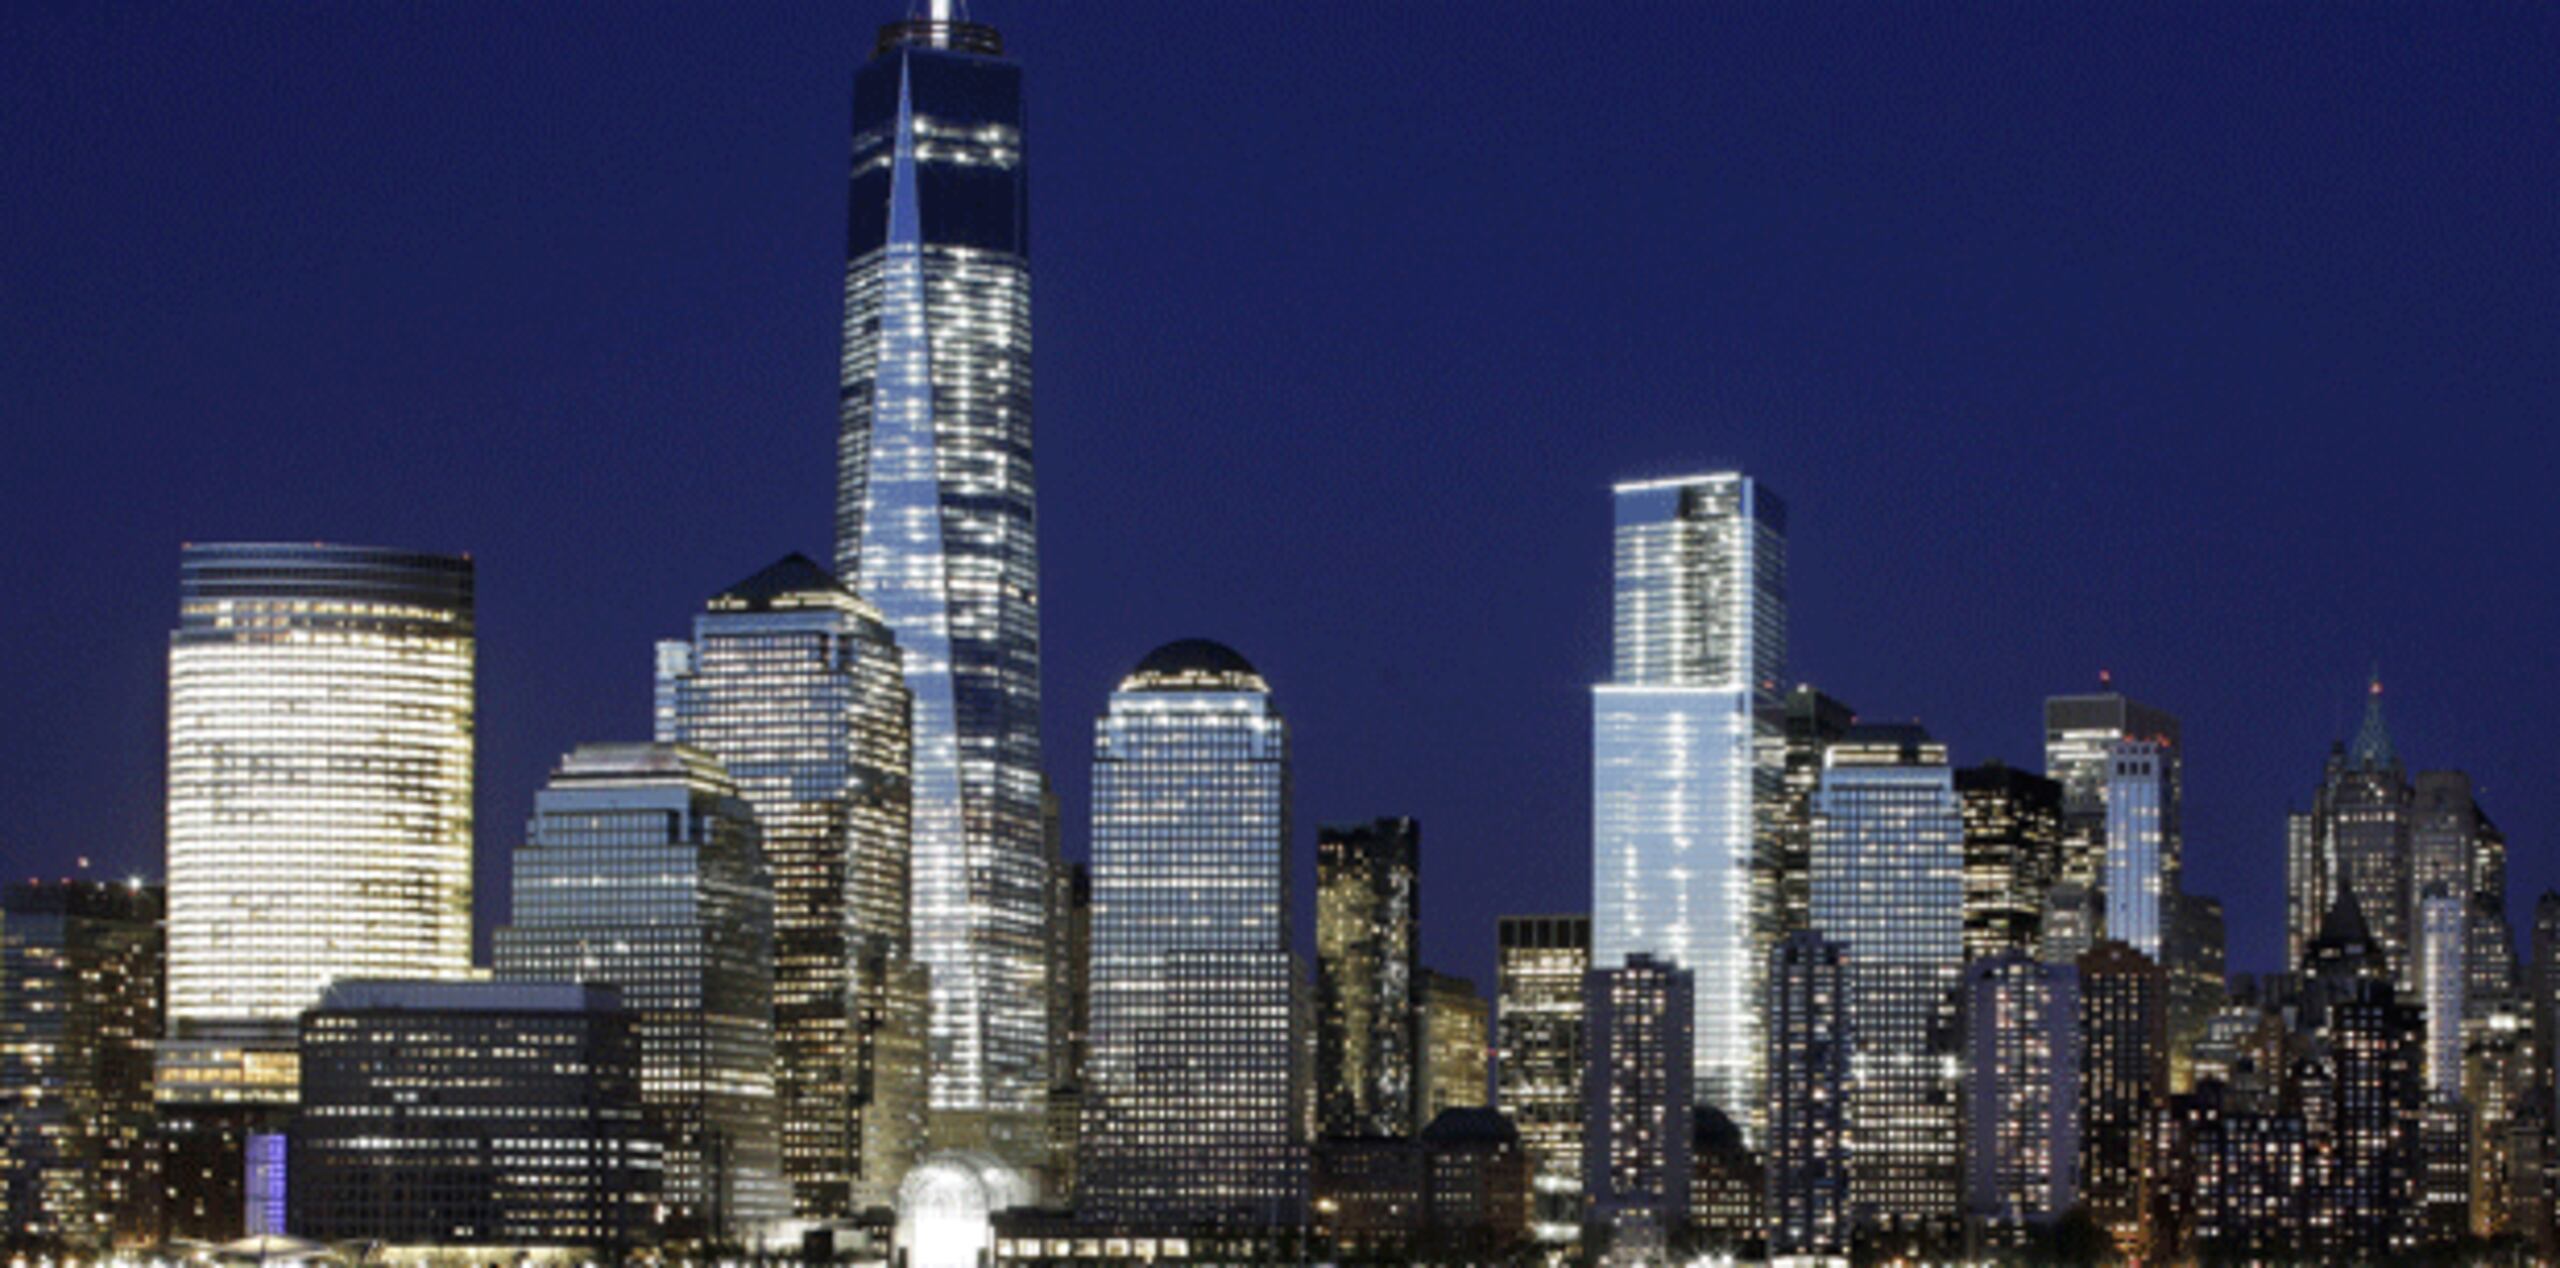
[{"left": 4, "top": 4, "right": 2555, "bottom": 1009}]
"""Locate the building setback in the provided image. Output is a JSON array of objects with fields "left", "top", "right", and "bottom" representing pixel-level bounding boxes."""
[
  {"left": 288, "top": 980, "right": 659, "bottom": 1255},
  {"left": 1593, "top": 473, "right": 1786, "bottom": 1140},
  {"left": 494, "top": 743, "right": 785, "bottom": 1241}
]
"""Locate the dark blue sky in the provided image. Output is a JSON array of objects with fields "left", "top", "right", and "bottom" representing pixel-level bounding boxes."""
[{"left": 5, "top": 3, "right": 2554, "bottom": 994}]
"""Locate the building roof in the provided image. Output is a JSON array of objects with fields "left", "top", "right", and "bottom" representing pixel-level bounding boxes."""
[
  {"left": 713, "top": 552, "right": 853, "bottom": 608},
  {"left": 1420, "top": 1106, "right": 1520, "bottom": 1150},
  {"left": 1121, "top": 638, "right": 1268, "bottom": 693},
  {"left": 2349, "top": 673, "right": 2398, "bottom": 770}
]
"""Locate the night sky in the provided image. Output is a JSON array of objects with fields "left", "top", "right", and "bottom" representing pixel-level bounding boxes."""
[{"left": 5, "top": 3, "right": 2554, "bottom": 997}]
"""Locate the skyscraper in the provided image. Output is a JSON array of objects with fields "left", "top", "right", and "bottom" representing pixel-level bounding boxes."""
[
  {"left": 1954, "top": 762, "right": 2064, "bottom": 961},
  {"left": 1583, "top": 955, "right": 1695, "bottom": 1251},
  {"left": 1773, "top": 686, "right": 1856, "bottom": 940},
  {"left": 1495, "top": 914, "right": 1589, "bottom": 1245},
  {"left": 495, "top": 744, "right": 784, "bottom": 1242},
  {"left": 2419, "top": 888, "right": 2468, "bottom": 1097},
  {"left": 159, "top": 543, "right": 475, "bottom": 1239},
  {"left": 0, "top": 880, "right": 163, "bottom": 1254},
  {"left": 1764, "top": 931, "right": 1851, "bottom": 1265},
  {"left": 1593, "top": 472, "right": 1786, "bottom": 1138},
  {"left": 657, "top": 554, "right": 923, "bottom": 1214},
  {"left": 1418, "top": 969, "right": 1490, "bottom": 1125},
  {"left": 1809, "top": 724, "right": 1965, "bottom": 1240},
  {"left": 1080, "top": 641, "right": 1304, "bottom": 1227},
  {"left": 2101, "top": 740, "right": 2176, "bottom": 957},
  {"left": 2077, "top": 940, "right": 2167, "bottom": 1260},
  {"left": 2312, "top": 677, "right": 2415, "bottom": 988},
  {"left": 2041, "top": 689, "right": 2180, "bottom": 897},
  {"left": 836, "top": 8, "right": 1045, "bottom": 1159},
  {"left": 1960, "top": 952, "right": 2081, "bottom": 1244},
  {"left": 1315, "top": 818, "right": 1422, "bottom": 1138}
]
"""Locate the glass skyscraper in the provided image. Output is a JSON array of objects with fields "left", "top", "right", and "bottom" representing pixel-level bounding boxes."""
[
  {"left": 1591, "top": 472, "right": 1785, "bottom": 1140},
  {"left": 656, "top": 554, "right": 923, "bottom": 1217},
  {"left": 1810, "top": 724, "right": 1965, "bottom": 1239},
  {"left": 494, "top": 743, "right": 786, "bottom": 1242},
  {"left": 1080, "top": 641, "right": 1305, "bottom": 1227},
  {"left": 835, "top": 11, "right": 1046, "bottom": 1156},
  {"left": 1316, "top": 817, "right": 1422, "bottom": 1138},
  {"left": 1495, "top": 914, "right": 1589, "bottom": 1245},
  {"left": 160, "top": 542, "right": 475, "bottom": 1212},
  {"left": 2042, "top": 690, "right": 2181, "bottom": 898}
]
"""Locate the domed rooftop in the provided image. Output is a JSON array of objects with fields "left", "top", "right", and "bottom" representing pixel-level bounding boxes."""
[
  {"left": 1420, "top": 1105, "right": 1520, "bottom": 1150},
  {"left": 1121, "top": 639, "right": 1268, "bottom": 693}
]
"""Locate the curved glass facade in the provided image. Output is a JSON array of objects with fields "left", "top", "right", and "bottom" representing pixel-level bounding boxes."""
[{"left": 165, "top": 543, "right": 474, "bottom": 1031}]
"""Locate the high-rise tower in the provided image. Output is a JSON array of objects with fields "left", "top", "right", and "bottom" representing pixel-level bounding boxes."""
[
  {"left": 657, "top": 555, "right": 923, "bottom": 1215},
  {"left": 1316, "top": 818, "right": 1422, "bottom": 1138},
  {"left": 1592, "top": 472, "right": 1786, "bottom": 1139},
  {"left": 835, "top": 10, "right": 1045, "bottom": 1156}
]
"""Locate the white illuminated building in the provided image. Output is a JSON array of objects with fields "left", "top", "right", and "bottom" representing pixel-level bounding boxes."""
[
  {"left": 1079, "top": 641, "right": 1306, "bottom": 1227},
  {"left": 162, "top": 543, "right": 475, "bottom": 1098},
  {"left": 836, "top": 11, "right": 1047, "bottom": 1165},
  {"left": 1591, "top": 472, "right": 1786, "bottom": 1140}
]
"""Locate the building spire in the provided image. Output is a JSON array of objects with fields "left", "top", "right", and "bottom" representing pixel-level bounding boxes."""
[{"left": 2349, "top": 667, "right": 2396, "bottom": 770}]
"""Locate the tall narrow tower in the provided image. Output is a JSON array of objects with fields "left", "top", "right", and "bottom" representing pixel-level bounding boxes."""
[
  {"left": 836, "top": 11, "right": 1045, "bottom": 1159},
  {"left": 1591, "top": 472, "right": 1786, "bottom": 1139}
]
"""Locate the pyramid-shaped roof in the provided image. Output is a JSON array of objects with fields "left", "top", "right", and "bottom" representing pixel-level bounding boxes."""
[
  {"left": 713, "top": 552, "right": 852, "bottom": 609},
  {"left": 2349, "top": 673, "right": 2397, "bottom": 770}
]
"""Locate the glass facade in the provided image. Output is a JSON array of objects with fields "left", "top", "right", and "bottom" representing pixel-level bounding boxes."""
[
  {"left": 165, "top": 544, "right": 475, "bottom": 1037},
  {"left": 1955, "top": 763, "right": 2064, "bottom": 961},
  {"left": 2102, "top": 740, "right": 2173, "bottom": 957},
  {"left": 1315, "top": 818, "right": 1421, "bottom": 1138},
  {"left": 493, "top": 743, "right": 786, "bottom": 1242},
  {"left": 1418, "top": 969, "right": 1489, "bottom": 1125},
  {"left": 1959, "top": 951, "right": 2081, "bottom": 1241},
  {"left": 1593, "top": 473, "right": 1785, "bottom": 1142},
  {"left": 2042, "top": 691, "right": 2181, "bottom": 895},
  {"left": 1080, "top": 641, "right": 1304, "bottom": 1227},
  {"left": 1494, "top": 914, "right": 1588, "bottom": 1245},
  {"left": 837, "top": 16, "right": 1047, "bottom": 1151},
  {"left": 1808, "top": 725, "right": 1964, "bottom": 1236},
  {"left": 656, "top": 554, "right": 924, "bottom": 1216}
]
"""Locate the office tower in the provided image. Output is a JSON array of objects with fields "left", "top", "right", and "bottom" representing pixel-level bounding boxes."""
[
  {"left": 288, "top": 981, "right": 660, "bottom": 1255},
  {"left": 657, "top": 554, "right": 923, "bottom": 1215},
  {"left": 1773, "top": 686, "right": 1856, "bottom": 940},
  {"left": 2534, "top": 893, "right": 2560, "bottom": 1096},
  {"left": 2166, "top": 891, "right": 2228, "bottom": 1093},
  {"left": 1309, "top": 1136, "right": 1427, "bottom": 1253},
  {"left": 2179, "top": 1081, "right": 2311, "bottom": 1260},
  {"left": 2315, "top": 977, "right": 2424, "bottom": 1259},
  {"left": 2317, "top": 678, "right": 2416, "bottom": 989},
  {"left": 2101, "top": 740, "right": 2177, "bottom": 957},
  {"left": 1583, "top": 955, "right": 1695, "bottom": 1252},
  {"left": 1593, "top": 472, "right": 1786, "bottom": 1138},
  {"left": 2041, "top": 688, "right": 2181, "bottom": 896},
  {"left": 2077, "top": 940, "right": 2167, "bottom": 1261},
  {"left": 2412, "top": 772, "right": 2480, "bottom": 912},
  {"left": 1960, "top": 951, "right": 2081, "bottom": 1244},
  {"left": 2421, "top": 889, "right": 2468, "bottom": 1096},
  {"left": 159, "top": 543, "right": 474, "bottom": 1240},
  {"left": 1081, "top": 641, "right": 1303, "bottom": 1227},
  {"left": 2417, "top": 1091, "right": 2472, "bottom": 1246},
  {"left": 1419, "top": 969, "right": 1490, "bottom": 1124},
  {"left": 1764, "top": 931, "right": 1851, "bottom": 1265},
  {"left": 1954, "top": 762, "right": 2063, "bottom": 961},
  {"left": 1315, "top": 818, "right": 1422, "bottom": 1137},
  {"left": 494, "top": 744, "right": 785, "bottom": 1241},
  {"left": 837, "top": 7, "right": 1046, "bottom": 1162},
  {"left": 1495, "top": 914, "right": 1589, "bottom": 1245},
  {"left": 0, "top": 880, "right": 163, "bottom": 1253},
  {"left": 1809, "top": 724, "right": 1964, "bottom": 1238}
]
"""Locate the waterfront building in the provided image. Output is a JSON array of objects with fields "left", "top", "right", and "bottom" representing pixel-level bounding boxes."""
[
  {"left": 1080, "top": 642, "right": 1304, "bottom": 1227},
  {"left": 1583, "top": 955, "right": 1695, "bottom": 1253},
  {"left": 494, "top": 743, "right": 785, "bottom": 1240},
  {"left": 1960, "top": 951, "right": 2081, "bottom": 1243},
  {"left": 1763, "top": 931, "right": 1850, "bottom": 1264},
  {"left": 1419, "top": 969, "right": 1490, "bottom": 1124},
  {"left": 1954, "top": 762, "right": 2063, "bottom": 960},
  {"left": 1495, "top": 914, "right": 1589, "bottom": 1244},
  {"left": 1593, "top": 473, "right": 1786, "bottom": 1138},
  {"left": 657, "top": 553, "right": 923, "bottom": 1215},
  {"left": 1315, "top": 817, "right": 1421, "bottom": 1137},
  {"left": 2077, "top": 939, "right": 2167, "bottom": 1260},
  {"left": 837, "top": 7, "right": 1047, "bottom": 1165},
  {"left": 1773, "top": 686, "right": 1857, "bottom": 941}
]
